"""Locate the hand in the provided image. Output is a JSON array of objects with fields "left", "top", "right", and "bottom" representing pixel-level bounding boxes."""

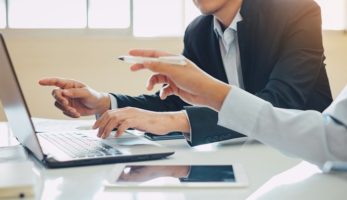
[
  {"left": 92, "top": 107, "right": 190, "bottom": 139},
  {"left": 128, "top": 49, "right": 232, "bottom": 111},
  {"left": 39, "top": 77, "right": 110, "bottom": 118}
]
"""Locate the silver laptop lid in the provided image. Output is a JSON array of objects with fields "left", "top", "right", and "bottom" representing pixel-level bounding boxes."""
[{"left": 0, "top": 34, "right": 44, "bottom": 160}]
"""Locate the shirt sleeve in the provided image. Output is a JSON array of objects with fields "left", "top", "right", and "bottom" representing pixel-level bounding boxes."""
[
  {"left": 109, "top": 93, "right": 118, "bottom": 109},
  {"left": 218, "top": 86, "right": 347, "bottom": 168},
  {"left": 181, "top": 110, "right": 193, "bottom": 142}
]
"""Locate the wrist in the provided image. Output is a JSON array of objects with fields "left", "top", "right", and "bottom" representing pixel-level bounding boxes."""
[
  {"left": 166, "top": 111, "right": 191, "bottom": 133},
  {"left": 96, "top": 92, "right": 111, "bottom": 114},
  {"left": 208, "top": 82, "right": 231, "bottom": 111},
  {"left": 173, "top": 166, "right": 190, "bottom": 178}
]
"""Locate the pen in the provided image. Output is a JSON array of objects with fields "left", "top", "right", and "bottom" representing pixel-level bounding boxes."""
[{"left": 118, "top": 55, "right": 186, "bottom": 66}]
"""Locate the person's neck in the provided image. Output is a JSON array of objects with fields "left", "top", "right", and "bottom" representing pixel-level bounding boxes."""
[{"left": 214, "top": 0, "right": 243, "bottom": 29}]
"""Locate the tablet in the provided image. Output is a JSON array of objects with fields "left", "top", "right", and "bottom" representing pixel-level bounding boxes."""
[{"left": 104, "top": 164, "right": 248, "bottom": 188}]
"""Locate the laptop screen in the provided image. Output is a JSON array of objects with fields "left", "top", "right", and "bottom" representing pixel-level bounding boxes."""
[{"left": 0, "top": 34, "right": 44, "bottom": 160}]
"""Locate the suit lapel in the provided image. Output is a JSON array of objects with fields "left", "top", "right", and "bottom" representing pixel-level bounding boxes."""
[
  {"left": 238, "top": 0, "right": 255, "bottom": 91},
  {"left": 237, "top": 20, "right": 250, "bottom": 90}
]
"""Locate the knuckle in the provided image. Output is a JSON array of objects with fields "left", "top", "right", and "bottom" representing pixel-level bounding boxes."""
[{"left": 105, "top": 111, "right": 112, "bottom": 118}]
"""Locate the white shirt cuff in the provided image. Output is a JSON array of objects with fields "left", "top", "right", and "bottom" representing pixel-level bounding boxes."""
[
  {"left": 109, "top": 94, "right": 118, "bottom": 109},
  {"left": 217, "top": 86, "right": 266, "bottom": 137},
  {"left": 182, "top": 110, "right": 192, "bottom": 142}
]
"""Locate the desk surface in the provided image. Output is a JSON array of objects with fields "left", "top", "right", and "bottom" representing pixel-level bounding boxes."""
[{"left": 1, "top": 122, "right": 347, "bottom": 200}]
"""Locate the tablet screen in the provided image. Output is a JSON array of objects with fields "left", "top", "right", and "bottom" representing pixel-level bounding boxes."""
[{"left": 114, "top": 165, "right": 235, "bottom": 184}]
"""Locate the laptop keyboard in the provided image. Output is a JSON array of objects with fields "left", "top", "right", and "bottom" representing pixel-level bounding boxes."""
[{"left": 40, "top": 132, "right": 122, "bottom": 158}]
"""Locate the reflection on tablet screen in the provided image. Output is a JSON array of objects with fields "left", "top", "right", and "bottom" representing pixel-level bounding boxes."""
[{"left": 115, "top": 165, "right": 235, "bottom": 184}]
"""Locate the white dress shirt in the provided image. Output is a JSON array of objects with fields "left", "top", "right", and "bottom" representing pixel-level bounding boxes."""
[
  {"left": 218, "top": 86, "right": 347, "bottom": 168},
  {"left": 213, "top": 12, "right": 244, "bottom": 88}
]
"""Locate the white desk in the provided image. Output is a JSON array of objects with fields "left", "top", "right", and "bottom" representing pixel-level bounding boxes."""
[{"left": 1, "top": 122, "right": 347, "bottom": 200}]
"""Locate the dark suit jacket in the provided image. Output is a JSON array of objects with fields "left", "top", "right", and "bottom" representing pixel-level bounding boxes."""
[{"left": 112, "top": 0, "right": 333, "bottom": 146}]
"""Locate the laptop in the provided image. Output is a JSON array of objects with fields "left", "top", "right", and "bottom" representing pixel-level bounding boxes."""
[{"left": 0, "top": 34, "right": 174, "bottom": 168}]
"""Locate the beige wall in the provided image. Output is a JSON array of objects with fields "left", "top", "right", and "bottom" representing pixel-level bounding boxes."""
[
  {"left": 323, "top": 31, "right": 347, "bottom": 97},
  {"left": 0, "top": 30, "right": 346, "bottom": 121}
]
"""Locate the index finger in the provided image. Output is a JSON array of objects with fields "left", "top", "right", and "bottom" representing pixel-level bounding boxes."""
[
  {"left": 129, "top": 49, "right": 173, "bottom": 58},
  {"left": 38, "top": 77, "right": 84, "bottom": 89}
]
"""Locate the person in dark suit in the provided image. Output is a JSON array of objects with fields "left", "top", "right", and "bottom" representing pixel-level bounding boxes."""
[{"left": 40, "top": 0, "right": 332, "bottom": 146}]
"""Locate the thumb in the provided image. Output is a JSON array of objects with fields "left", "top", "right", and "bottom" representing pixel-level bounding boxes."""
[
  {"left": 62, "top": 88, "right": 90, "bottom": 99},
  {"left": 159, "top": 82, "right": 181, "bottom": 100},
  {"left": 159, "top": 86, "right": 175, "bottom": 100},
  {"left": 146, "top": 74, "right": 170, "bottom": 91}
]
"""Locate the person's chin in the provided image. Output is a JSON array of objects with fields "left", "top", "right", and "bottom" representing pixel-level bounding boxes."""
[
  {"left": 198, "top": 9, "right": 214, "bottom": 15},
  {"left": 196, "top": 6, "right": 218, "bottom": 15}
]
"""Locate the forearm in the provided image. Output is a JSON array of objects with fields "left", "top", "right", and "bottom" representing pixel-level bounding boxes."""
[
  {"left": 218, "top": 87, "right": 347, "bottom": 167},
  {"left": 251, "top": 106, "right": 347, "bottom": 167}
]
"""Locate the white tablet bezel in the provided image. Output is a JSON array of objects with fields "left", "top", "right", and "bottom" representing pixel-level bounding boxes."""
[{"left": 104, "top": 163, "right": 248, "bottom": 189}]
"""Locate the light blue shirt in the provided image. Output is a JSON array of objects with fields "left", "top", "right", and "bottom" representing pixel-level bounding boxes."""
[
  {"left": 218, "top": 86, "right": 347, "bottom": 169},
  {"left": 213, "top": 12, "right": 244, "bottom": 88}
]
